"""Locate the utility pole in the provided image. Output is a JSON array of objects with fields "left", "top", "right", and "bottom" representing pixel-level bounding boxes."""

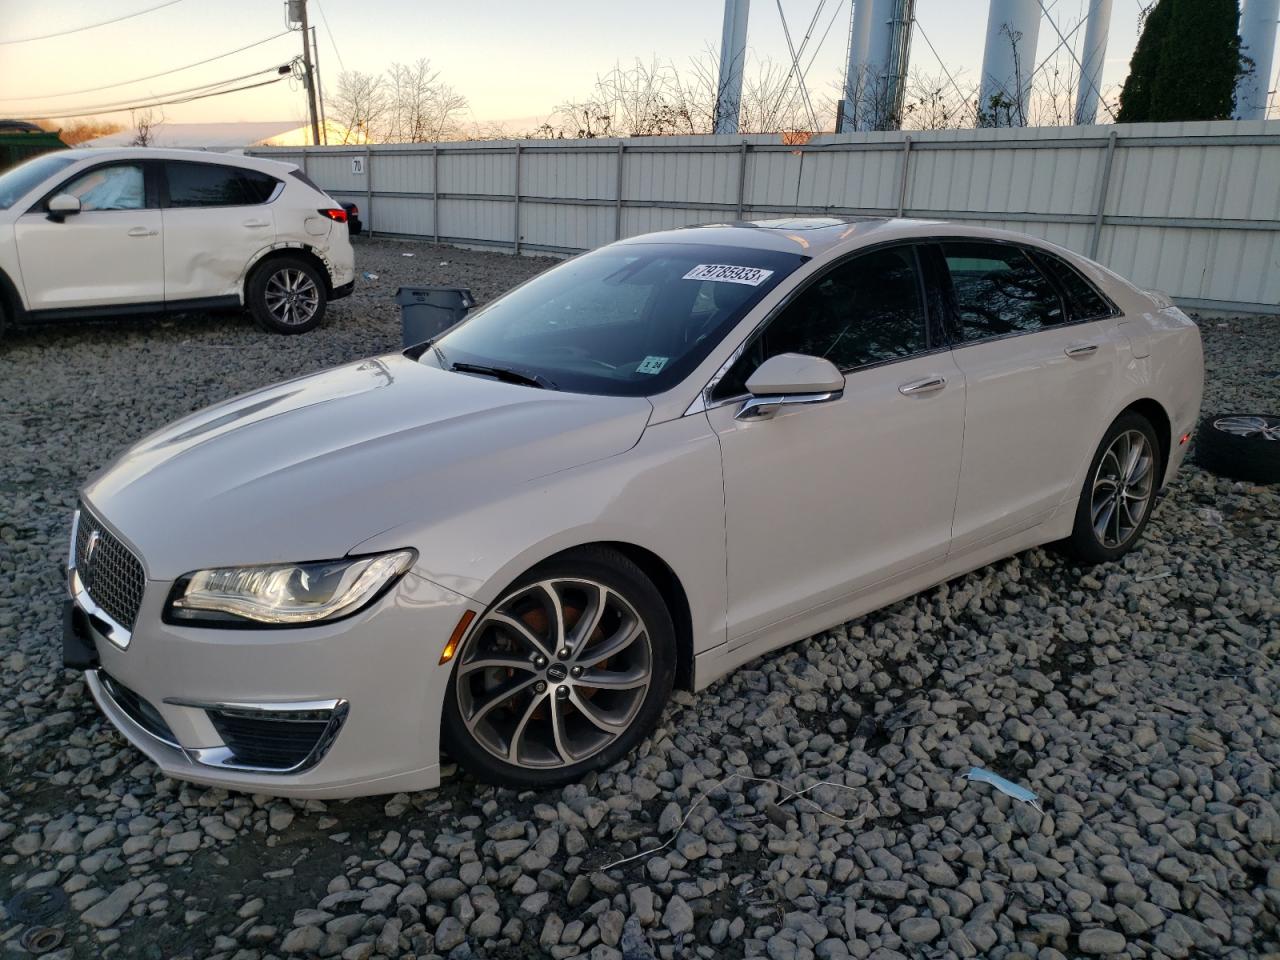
[
  {"left": 310, "top": 25, "right": 327, "bottom": 144},
  {"left": 294, "top": 0, "right": 322, "bottom": 146}
]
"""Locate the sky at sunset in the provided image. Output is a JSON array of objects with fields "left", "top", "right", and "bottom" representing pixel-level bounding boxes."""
[{"left": 0, "top": 1, "right": 1274, "bottom": 133}]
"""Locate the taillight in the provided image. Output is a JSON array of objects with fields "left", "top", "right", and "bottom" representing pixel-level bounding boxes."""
[{"left": 318, "top": 208, "right": 347, "bottom": 223}]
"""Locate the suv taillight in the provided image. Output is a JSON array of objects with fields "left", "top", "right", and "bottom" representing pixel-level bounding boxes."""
[{"left": 318, "top": 208, "right": 348, "bottom": 223}]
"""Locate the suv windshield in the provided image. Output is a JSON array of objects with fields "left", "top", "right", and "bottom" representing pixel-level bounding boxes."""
[
  {"left": 427, "top": 242, "right": 806, "bottom": 396},
  {"left": 0, "top": 153, "right": 76, "bottom": 210}
]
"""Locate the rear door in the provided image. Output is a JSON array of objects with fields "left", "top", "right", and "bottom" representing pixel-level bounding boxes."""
[
  {"left": 14, "top": 160, "right": 164, "bottom": 310},
  {"left": 937, "top": 240, "right": 1120, "bottom": 551},
  {"left": 160, "top": 160, "right": 280, "bottom": 304}
]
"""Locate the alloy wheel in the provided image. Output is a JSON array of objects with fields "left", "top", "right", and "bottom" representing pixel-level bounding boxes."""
[
  {"left": 264, "top": 268, "right": 320, "bottom": 327},
  {"left": 1213, "top": 416, "right": 1280, "bottom": 441},
  {"left": 1091, "top": 429, "right": 1154, "bottom": 549},
  {"left": 454, "top": 578, "right": 653, "bottom": 769}
]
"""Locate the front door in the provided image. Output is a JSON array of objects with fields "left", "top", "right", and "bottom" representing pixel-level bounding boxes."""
[
  {"left": 14, "top": 162, "right": 163, "bottom": 310},
  {"left": 704, "top": 245, "right": 966, "bottom": 647}
]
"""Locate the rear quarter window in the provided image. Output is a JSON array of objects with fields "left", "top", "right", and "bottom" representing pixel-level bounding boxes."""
[{"left": 1028, "top": 249, "right": 1117, "bottom": 321}]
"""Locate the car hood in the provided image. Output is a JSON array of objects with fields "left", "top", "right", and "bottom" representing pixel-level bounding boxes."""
[{"left": 83, "top": 354, "right": 653, "bottom": 579}]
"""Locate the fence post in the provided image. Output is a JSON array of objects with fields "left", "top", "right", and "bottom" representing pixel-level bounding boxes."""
[
  {"left": 365, "top": 145, "right": 373, "bottom": 238},
  {"left": 736, "top": 140, "right": 749, "bottom": 219},
  {"left": 301, "top": 150, "right": 310, "bottom": 178},
  {"left": 1090, "top": 130, "right": 1118, "bottom": 259},
  {"left": 513, "top": 142, "right": 522, "bottom": 255},
  {"left": 896, "top": 135, "right": 913, "bottom": 217},
  {"left": 615, "top": 141, "right": 625, "bottom": 241},
  {"left": 432, "top": 145, "right": 440, "bottom": 245}
]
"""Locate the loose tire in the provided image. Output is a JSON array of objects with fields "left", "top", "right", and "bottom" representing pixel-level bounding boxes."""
[
  {"left": 248, "top": 256, "right": 327, "bottom": 334},
  {"left": 1194, "top": 414, "right": 1280, "bottom": 484},
  {"left": 1063, "top": 412, "right": 1162, "bottom": 564},
  {"left": 442, "top": 546, "right": 676, "bottom": 789}
]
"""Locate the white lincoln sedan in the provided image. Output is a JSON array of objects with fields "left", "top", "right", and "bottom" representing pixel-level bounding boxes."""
[{"left": 64, "top": 218, "right": 1203, "bottom": 797}]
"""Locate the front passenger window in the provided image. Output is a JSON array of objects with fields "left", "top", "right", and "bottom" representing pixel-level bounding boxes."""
[
  {"left": 714, "top": 246, "right": 929, "bottom": 398},
  {"left": 942, "top": 242, "right": 1064, "bottom": 342},
  {"left": 60, "top": 164, "right": 145, "bottom": 211}
]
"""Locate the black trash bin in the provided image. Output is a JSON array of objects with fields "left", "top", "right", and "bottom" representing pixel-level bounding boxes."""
[{"left": 396, "top": 286, "right": 475, "bottom": 348}]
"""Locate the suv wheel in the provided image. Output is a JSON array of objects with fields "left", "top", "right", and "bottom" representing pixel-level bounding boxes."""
[{"left": 248, "top": 256, "right": 327, "bottom": 334}]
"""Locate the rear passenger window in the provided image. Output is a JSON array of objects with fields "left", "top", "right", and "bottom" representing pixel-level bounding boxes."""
[
  {"left": 1028, "top": 250, "right": 1114, "bottom": 321},
  {"left": 942, "top": 242, "right": 1064, "bottom": 342},
  {"left": 240, "top": 169, "right": 282, "bottom": 204},
  {"left": 166, "top": 162, "right": 277, "bottom": 207}
]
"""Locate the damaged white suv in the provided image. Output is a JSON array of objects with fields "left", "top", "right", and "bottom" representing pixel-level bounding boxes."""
[{"left": 0, "top": 147, "right": 355, "bottom": 334}]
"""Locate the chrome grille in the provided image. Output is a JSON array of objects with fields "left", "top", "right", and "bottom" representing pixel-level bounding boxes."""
[{"left": 75, "top": 508, "right": 145, "bottom": 629}]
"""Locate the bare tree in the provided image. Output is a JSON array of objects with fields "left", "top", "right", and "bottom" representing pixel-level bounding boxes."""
[
  {"left": 385, "top": 59, "right": 469, "bottom": 142},
  {"left": 543, "top": 48, "right": 811, "bottom": 139},
  {"left": 130, "top": 109, "right": 161, "bottom": 146},
  {"left": 897, "top": 69, "right": 976, "bottom": 130},
  {"left": 326, "top": 70, "right": 388, "bottom": 143}
]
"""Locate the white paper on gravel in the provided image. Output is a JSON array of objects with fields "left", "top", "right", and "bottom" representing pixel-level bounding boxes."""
[{"left": 963, "top": 767, "right": 1042, "bottom": 811}]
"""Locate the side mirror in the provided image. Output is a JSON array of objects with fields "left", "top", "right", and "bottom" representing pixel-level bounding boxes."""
[
  {"left": 738, "top": 353, "right": 845, "bottom": 421},
  {"left": 47, "top": 193, "right": 81, "bottom": 222}
]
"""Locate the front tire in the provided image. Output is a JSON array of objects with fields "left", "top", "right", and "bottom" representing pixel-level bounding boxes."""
[
  {"left": 442, "top": 547, "right": 676, "bottom": 789},
  {"left": 248, "top": 256, "right": 327, "bottom": 334},
  {"left": 1063, "top": 412, "right": 1161, "bottom": 564}
]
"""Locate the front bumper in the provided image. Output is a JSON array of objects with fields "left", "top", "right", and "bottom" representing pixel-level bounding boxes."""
[
  {"left": 331, "top": 279, "right": 355, "bottom": 302},
  {"left": 67, "top": 565, "right": 474, "bottom": 799}
]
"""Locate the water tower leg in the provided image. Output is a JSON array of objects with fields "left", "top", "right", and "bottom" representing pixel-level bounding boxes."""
[{"left": 714, "top": 0, "right": 751, "bottom": 134}]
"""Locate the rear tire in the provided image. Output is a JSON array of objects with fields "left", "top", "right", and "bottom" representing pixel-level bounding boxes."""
[
  {"left": 1194, "top": 414, "right": 1280, "bottom": 484},
  {"left": 1062, "top": 412, "right": 1161, "bottom": 564},
  {"left": 248, "top": 256, "right": 327, "bottom": 334},
  {"left": 442, "top": 546, "right": 676, "bottom": 789}
]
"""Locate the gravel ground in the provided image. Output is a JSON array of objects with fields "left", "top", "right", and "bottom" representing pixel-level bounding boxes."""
[{"left": 0, "top": 236, "right": 1276, "bottom": 960}]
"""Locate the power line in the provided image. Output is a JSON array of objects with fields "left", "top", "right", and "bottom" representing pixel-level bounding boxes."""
[
  {"left": 0, "top": 31, "right": 292, "bottom": 102},
  {"left": 0, "top": 0, "right": 187, "bottom": 45},
  {"left": 33, "top": 74, "right": 292, "bottom": 121},
  {"left": 18, "top": 64, "right": 293, "bottom": 119},
  {"left": 911, "top": 18, "right": 978, "bottom": 124},
  {"left": 312, "top": 0, "right": 346, "bottom": 74}
]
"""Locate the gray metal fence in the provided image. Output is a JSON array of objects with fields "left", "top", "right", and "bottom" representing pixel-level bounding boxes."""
[{"left": 250, "top": 118, "right": 1280, "bottom": 314}]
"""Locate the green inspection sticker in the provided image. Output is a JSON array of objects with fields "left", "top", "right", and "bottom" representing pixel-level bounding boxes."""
[{"left": 637, "top": 356, "right": 669, "bottom": 375}]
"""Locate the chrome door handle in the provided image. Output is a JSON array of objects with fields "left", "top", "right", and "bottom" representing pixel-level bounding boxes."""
[
  {"left": 898, "top": 376, "right": 946, "bottom": 396},
  {"left": 1065, "top": 342, "right": 1099, "bottom": 358},
  {"left": 126, "top": 227, "right": 157, "bottom": 237},
  {"left": 735, "top": 390, "right": 842, "bottom": 421},
  {"left": 242, "top": 219, "right": 270, "bottom": 228}
]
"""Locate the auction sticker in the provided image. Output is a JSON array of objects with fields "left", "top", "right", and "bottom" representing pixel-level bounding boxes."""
[{"left": 683, "top": 263, "right": 774, "bottom": 286}]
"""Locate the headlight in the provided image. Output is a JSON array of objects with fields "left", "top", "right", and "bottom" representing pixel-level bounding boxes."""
[{"left": 166, "top": 550, "right": 416, "bottom": 626}]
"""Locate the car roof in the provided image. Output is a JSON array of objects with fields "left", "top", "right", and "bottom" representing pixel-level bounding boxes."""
[
  {"left": 51, "top": 146, "right": 297, "bottom": 175},
  {"left": 615, "top": 216, "right": 1078, "bottom": 260}
]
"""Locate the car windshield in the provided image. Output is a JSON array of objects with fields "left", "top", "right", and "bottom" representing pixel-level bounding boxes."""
[
  {"left": 427, "top": 242, "right": 806, "bottom": 396},
  {"left": 0, "top": 152, "right": 77, "bottom": 210}
]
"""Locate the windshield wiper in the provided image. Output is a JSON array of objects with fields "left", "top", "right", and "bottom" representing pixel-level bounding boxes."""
[{"left": 450, "top": 361, "right": 557, "bottom": 390}]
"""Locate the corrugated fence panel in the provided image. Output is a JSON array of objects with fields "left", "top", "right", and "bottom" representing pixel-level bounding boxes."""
[
  {"left": 439, "top": 149, "right": 513, "bottom": 199},
  {"left": 249, "top": 120, "right": 1280, "bottom": 311},
  {"left": 522, "top": 150, "right": 616, "bottom": 201},
  {"left": 374, "top": 151, "right": 435, "bottom": 194},
  {"left": 439, "top": 198, "right": 512, "bottom": 244},
  {"left": 369, "top": 196, "right": 433, "bottom": 237},
  {"left": 520, "top": 202, "right": 614, "bottom": 251}
]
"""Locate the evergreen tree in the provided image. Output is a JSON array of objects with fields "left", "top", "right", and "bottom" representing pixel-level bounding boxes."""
[{"left": 1117, "top": 0, "right": 1243, "bottom": 122}]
